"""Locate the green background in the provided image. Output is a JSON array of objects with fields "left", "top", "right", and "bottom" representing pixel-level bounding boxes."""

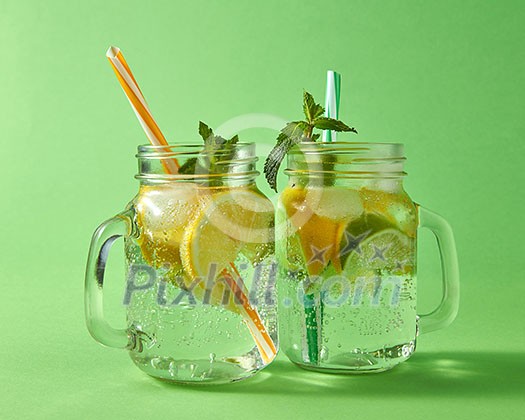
[{"left": 1, "top": 0, "right": 524, "bottom": 418}]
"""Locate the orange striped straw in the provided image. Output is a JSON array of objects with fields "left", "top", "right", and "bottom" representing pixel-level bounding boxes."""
[
  {"left": 225, "top": 264, "right": 277, "bottom": 364},
  {"left": 106, "top": 46, "right": 179, "bottom": 174}
]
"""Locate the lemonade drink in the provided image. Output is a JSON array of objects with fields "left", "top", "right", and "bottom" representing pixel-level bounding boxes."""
[
  {"left": 85, "top": 141, "right": 278, "bottom": 383},
  {"left": 276, "top": 143, "right": 419, "bottom": 372}
]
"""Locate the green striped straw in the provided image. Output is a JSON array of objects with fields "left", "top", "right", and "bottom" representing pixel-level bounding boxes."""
[
  {"left": 303, "top": 70, "right": 342, "bottom": 364},
  {"left": 322, "top": 70, "right": 341, "bottom": 142}
]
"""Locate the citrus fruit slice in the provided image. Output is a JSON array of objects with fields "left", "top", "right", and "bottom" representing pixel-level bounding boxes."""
[
  {"left": 180, "top": 187, "right": 274, "bottom": 305},
  {"left": 204, "top": 187, "right": 274, "bottom": 244},
  {"left": 135, "top": 183, "right": 199, "bottom": 270},
  {"left": 281, "top": 186, "right": 362, "bottom": 275},
  {"left": 342, "top": 228, "right": 415, "bottom": 276},
  {"left": 359, "top": 187, "right": 417, "bottom": 238}
]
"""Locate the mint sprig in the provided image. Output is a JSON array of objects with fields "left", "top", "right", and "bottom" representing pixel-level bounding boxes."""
[
  {"left": 263, "top": 91, "right": 357, "bottom": 191},
  {"left": 179, "top": 121, "right": 239, "bottom": 185}
]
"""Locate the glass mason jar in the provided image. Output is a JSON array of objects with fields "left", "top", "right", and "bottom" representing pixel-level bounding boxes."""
[
  {"left": 85, "top": 143, "right": 278, "bottom": 384},
  {"left": 276, "top": 142, "right": 459, "bottom": 373}
]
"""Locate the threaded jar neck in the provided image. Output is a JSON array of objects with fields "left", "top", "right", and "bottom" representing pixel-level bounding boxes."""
[
  {"left": 136, "top": 143, "right": 259, "bottom": 186},
  {"left": 285, "top": 142, "right": 407, "bottom": 190},
  {"left": 285, "top": 142, "right": 406, "bottom": 178}
]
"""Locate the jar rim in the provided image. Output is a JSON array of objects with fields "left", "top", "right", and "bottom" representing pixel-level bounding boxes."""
[
  {"left": 135, "top": 142, "right": 259, "bottom": 184},
  {"left": 288, "top": 141, "right": 405, "bottom": 157},
  {"left": 285, "top": 141, "right": 407, "bottom": 179},
  {"left": 137, "top": 142, "right": 256, "bottom": 158}
]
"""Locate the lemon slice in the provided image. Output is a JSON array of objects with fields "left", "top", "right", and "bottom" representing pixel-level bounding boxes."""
[
  {"left": 180, "top": 187, "right": 274, "bottom": 306},
  {"left": 203, "top": 188, "right": 274, "bottom": 244},
  {"left": 281, "top": 186, "right": 346, "bottom": 275},
  {"left": 135, "top": 183, "right": 199, "bottom": 270}
]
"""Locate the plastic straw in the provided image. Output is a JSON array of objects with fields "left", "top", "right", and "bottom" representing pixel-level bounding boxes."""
[
  {"left": 303, "top": 70, "right": 342, "bottom": 364},
  {"left": 322, "top": 70, "right": 341, "bottom": 142},
  {"left": 106, "top": 46, "right": 276, "bottom": 363},
  {"left": 227, "top": 264, "right": 277, "bottom": 363},
  {"left": 106, "top": 46, "right": 180, "bottom": 174}
]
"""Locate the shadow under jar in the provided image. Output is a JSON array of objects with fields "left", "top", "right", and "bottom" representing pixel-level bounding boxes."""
[
  {"left": 85, "top": 143, "right": 278, "bottom": 384},
  {"left": 276, "top": 142, "right": 459, "bottom": 373}
]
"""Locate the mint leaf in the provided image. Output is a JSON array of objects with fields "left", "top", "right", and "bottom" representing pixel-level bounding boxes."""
[
  {"left": 264, "top": 90, "right": 358, "bottom": 191},
  {"left": 264, "top": 133, "right": 297, "bottom": 192},
  {"left": 303, "top": 91, "right": 325, "bottom": 123},
  {"left": 198, "top": 121, "right": 214, "bottom": 143},
  {"left": 217, "top": 134, "right": 239, "bottom": 170},
  {"left": 281, "top": 120, "right": 309, "bottom": 140},
  {"left": 264, "top": 121, "right": 309, "bottom": 191},
  {"left": 178, "top": 157, "right": 199, "bottom": 175},
  {"left": 179, "top": 121, "right": 242, "bottom": 184},
  {"left": 313, "top": 117, "right": 358, "bottom": 133}
]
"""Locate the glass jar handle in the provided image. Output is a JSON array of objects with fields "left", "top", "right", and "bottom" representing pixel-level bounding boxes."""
[
  {"left": 416, "top": 205, "right": 460, "bottom": 334},
  {"left": 84, "top": 212, "right": 132, "bottom": 349}
]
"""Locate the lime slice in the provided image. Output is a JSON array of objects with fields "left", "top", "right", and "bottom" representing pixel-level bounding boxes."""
[
  {"left": 342, "top": 228, "right": 415, "bottom": 276},
  {"left": 360, "top": 188, "right": 418, "bottom": 238},
  {"left": 339, "top": 212, "right": 397, "bottom": 269}
]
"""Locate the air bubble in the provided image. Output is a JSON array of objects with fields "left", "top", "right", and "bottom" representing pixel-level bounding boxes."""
[{"left": 320, "top": 346, "right": 329, "bottom": 361}]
